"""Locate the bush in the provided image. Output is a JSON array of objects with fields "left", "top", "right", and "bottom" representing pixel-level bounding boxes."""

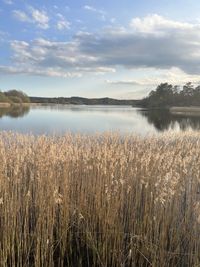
[
  {"left": 8, "top": 96, "right": 22, "bottom": 103},
  {"left": 0, "top": 91, "right": 11, "bottom": 103},
  {"left": 5, "top": 90, "right": 30, "bottom": 103}
]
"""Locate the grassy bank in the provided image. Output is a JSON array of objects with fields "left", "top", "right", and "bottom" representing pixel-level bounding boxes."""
[{"left": 0, "top": 132, "right": 200, "bottom": 266}]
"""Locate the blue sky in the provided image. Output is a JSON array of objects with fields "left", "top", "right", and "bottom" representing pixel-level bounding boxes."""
[{"left": 1, "top": 0, "right": 200, "bottom": 98}]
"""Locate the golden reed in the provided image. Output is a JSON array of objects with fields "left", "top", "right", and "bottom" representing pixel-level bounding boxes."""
[{"left": 0, "top": 131, "right": 199, "bottom": 266}]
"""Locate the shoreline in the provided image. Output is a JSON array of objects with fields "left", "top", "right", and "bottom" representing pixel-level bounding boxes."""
[
  {"left": 170, "top": 106, "right": 200, "bottom": 116},
  {"left": 0, "top": 103, "right": 30, "bottom": 108}
]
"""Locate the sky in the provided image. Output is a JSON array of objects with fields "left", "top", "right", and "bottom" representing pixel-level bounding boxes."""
[{"left": 1, "top": 0, "right": 200, "bottom": 99}]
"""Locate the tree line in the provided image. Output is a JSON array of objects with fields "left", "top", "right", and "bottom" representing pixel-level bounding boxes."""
[
  {"left": 2, "top": 83, "right": 200, "bottom": 108},
  {"left": 141, "top": 82, "right": 200, "bottom": 107},
  {"left": 30, "top": 96, "right": 139, "bottom": 106}
]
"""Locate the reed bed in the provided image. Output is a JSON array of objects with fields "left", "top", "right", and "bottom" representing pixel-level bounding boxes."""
[{"left": 0, "top": 131, "right": 200, "bottom": 266}]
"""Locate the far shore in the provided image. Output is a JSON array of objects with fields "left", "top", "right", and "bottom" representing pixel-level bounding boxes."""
[
  {"left": 2, "top": 103, "right": 200, "bottom": 117},
  {"left": 0, "top": 102, "right": 31, "bottom": 108},
  {"left": 170, "top": 106, "right": 200, "bottom": 116}
]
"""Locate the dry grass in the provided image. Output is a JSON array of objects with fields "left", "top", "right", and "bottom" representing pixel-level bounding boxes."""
[{"left": 0, "top": 131, "right": 200, "bottom": 266}]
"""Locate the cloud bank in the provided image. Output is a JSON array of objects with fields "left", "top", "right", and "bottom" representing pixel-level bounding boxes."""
[{"left": 2, "top": 14, "right": 200, "bottom": 81}]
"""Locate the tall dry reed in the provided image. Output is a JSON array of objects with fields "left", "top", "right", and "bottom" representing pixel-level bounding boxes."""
[{"left": 0, "top": 131, "right": 200, "bottom": 266}]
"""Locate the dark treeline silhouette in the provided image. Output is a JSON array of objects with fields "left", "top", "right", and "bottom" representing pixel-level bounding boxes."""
[
  {"left": 141, "top": 82, "right": 200, "bottom": 107},
  {"left": 4, "top": 83, "right": 200, "bottom": 107},
  {"left": 30, "top": 96, "right": 140, "bottom": 106}
]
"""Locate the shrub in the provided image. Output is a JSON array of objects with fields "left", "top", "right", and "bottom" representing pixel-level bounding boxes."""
[
  {"left": 0, "top": 91, "right": 11, "bottom": 103},
  {"left": 5, "top": 90, "right": 30, "bottom": 103},
  {"left": 8, "top": 96, "right": 22, "bottom": 103}
]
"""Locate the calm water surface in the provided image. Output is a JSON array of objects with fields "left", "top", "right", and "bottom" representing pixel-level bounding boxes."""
[{"left": 0, "top": 105, "right": 200, "bottom": 135}]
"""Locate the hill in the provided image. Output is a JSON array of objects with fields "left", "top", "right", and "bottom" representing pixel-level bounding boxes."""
[{"left": 30, "top": 96, "right": 140, "bottom": 106}]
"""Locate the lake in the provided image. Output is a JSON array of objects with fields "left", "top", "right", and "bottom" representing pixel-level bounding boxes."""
[{"left": 0, "top": 104, "right": 200, "bottom": 135}]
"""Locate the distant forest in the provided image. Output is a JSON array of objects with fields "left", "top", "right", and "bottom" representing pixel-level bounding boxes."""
[
  {"left": 30, "top": 83, "right": 200, "bottom": 107},
  {"left": 0, "top": 90, "right": 30, "bottom": 104},
  {"left": 141, "top": 82, "right": 200, "bottom": 107},
  {"left": 2, "top": 83, "right": 200, "bottom": 107},
  {"left": 30, "top": 96, "right": 140, "bottom": 106}
]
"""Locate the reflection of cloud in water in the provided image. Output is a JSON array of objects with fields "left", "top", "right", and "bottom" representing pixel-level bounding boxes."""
[
  {"left": 30, "top": 105, "right": 154, "bottom": 134},
  {"left": 2, "top": 105, "right": 200, "bottom": 135},
  {"left": 31, "top": 105, "right": 146, "bottom": 121},
  {"left": 17, "top": 105, "right": 156, "bottom": 135},
  {"left": 31, "top": 104, "right": 135, "bottom": 113}
]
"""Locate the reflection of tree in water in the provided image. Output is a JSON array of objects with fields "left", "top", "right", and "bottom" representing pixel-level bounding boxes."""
[
  {"left": 138, "top": 109, "right": 200, "bottom": 131},
  {"left": 0, "top": 106, "right": 30, "bottom": 118}
]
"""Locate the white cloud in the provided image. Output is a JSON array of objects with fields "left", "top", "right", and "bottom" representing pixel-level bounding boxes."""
[
  {"left": 76, "top": 66, "right": 116, "bottom": 74},
  {"left": 3, "top": 0, "right": 13, "bottom": 5},
  {"left": 57, "top": 20, "right": 70, "bottom": 30},
  {"left": 13, "top": 10, "right": 31, "bottom": 22},
  {"left": 30, "top": 7, "right": 49, "bottom": 29},
  {"left": 0, "top": 31, "right": 9, "bottom": 42},
  {"left": 73, "top": 15, "right": 200, "bottom": 75},
  {"left": 84, "top": 5, "right": 97, "bottom": 12},
  {"left": 13, "top": 7, "right": 49, "bottom": 29},
  {"left": 106, "top": 68, "right": 200, "bottom": 87},
  {"left": 76, "top": 19, "right": 83, "bottom": 24},
  {"left": 130, "top": 14, "right": 194, "bottom": 34},
  {"left": 65, "top": 6, "right": 70, "bottom": 11},
  {"left": 56, "top": 14, "right": 70, "bottom": 30},
  {"left": 84, "top": 5, "right": 106, "bottom": 20},
  {"left": 2, "top": 38, "right": 115, "bottom": 78},
  {"left": 110, "top": 18, "right": 116, "bottom": 24},
  {"left": 3, "top": 14, "right": 200, "bottom": 81},
  {"left": 0, "top": 65, "right": 81, "bottom": 78},
  {"left": 106, "top": 79, "right": 144, "bottom": 86}
]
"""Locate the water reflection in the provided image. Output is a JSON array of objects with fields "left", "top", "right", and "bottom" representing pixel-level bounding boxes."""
[
  {"left": 1, "top": 105, "right": 200, "bottom": 135},
  {"left": 0, "top": 105, "right": 30, "bottom": 118},
  {"left": 31, "top": 104, "right": 135, "bottom": 114},
  {"left": 138, "top": 109, "right": 200, "bottom": 131}
]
